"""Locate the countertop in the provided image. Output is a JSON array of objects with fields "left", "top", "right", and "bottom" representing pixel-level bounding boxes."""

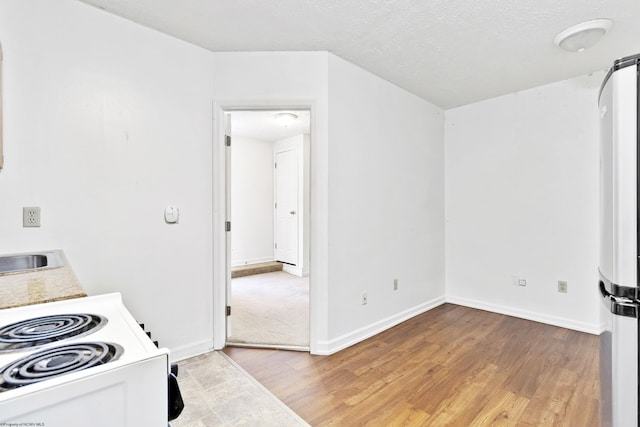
[{"left": 0, "top": 250, "right": 87, "bottom": 309}]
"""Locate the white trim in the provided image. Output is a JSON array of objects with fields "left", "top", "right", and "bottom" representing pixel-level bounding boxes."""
[
  {"left": 446, "top": 294, "right": 601, "bottom": 335},
  {"left": 212, "top": 100, "right": 319, "bottom": 354},
  {"left": 599, "top": 320, "right": 607, "bottom": 334},
  {"left": 224, "top": 342, "right": 309, "bottom": 352},
  {"left": 313, "top": 296, "right": 447, "bottom": 355},
  {"left": 212, "top": 102, "right": 227, "bottom": 351},
  {"left": 231, "top": 257, "right": 275, "bottom": 268}
]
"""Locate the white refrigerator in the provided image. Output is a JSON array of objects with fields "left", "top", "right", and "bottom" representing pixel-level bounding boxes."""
[{"left": 599, "top": 53, "right": 640, "bottom": 427}]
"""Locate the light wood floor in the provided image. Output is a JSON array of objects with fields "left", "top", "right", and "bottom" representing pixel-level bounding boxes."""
[{"left": 224, "top": 303, "right": 600, "bottom": 426}]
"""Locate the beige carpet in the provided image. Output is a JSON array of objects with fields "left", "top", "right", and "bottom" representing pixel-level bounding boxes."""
[{"left": 228, "top": 271, "right": 309, "bottom": 348}]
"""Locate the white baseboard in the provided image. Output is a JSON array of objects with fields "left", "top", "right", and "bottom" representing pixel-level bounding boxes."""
[
  {"left": 172, "top": 295, "right": 602, "bottom": 360},
  {"left": 598, "top": 321, "right": 607, "bottom": 334},
  {"left": 169, "top": 338, "right": 214, "bottom": 363},
  {"left": 446, "top": 294, "right": 601, "bottom": 335},
  {"left": 231, "top": 257, "right": 274, "bottom": 268},
  {"left": 313, "top": 295, "right": 447, "bottom": 355}
]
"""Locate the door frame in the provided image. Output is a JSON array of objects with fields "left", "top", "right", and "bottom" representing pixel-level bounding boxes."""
[{"left": 212, "top": 101, "right": 315, "bottom": 352}]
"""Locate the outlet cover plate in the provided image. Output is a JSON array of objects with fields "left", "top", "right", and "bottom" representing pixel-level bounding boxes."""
[
  {"left": 558, "top": 280, "right": 568, "bottom": 293},
  {"left": 23, "top": 207, "right": 41, "bottom": 227}
]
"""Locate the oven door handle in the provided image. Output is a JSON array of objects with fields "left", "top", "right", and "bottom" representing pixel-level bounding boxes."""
[{"left": 168, "top": 370, "right": 184, "bottom": 421}]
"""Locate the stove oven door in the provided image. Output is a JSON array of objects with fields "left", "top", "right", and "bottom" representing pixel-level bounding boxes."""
[{"left": 0, "top": 354, "right": 168, "bottom": 427}]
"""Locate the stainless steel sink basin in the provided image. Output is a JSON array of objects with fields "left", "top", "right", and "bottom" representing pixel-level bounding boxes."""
[{"left": 0, "top": 250, "right": 64, "bottom": 275}]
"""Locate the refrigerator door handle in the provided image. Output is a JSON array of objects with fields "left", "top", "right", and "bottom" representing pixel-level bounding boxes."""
[
  {"left": 600, "top": 280, "right": 639, "bottom": 318},
  {"left": 600, "top": 280, "right": 612, "bottom": 298}
]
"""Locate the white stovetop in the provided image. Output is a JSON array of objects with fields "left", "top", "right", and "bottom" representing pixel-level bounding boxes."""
[{"left": 0, "top": 293, "right": 168, "bottom": 378}]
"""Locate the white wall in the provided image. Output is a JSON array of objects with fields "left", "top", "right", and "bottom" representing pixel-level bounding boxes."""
[
  {"left": 230, "top": 136, "right": 274, "bottom": 267},
  {"left": 0, "top": 0, "right": 216, "bottom": 360},
  {"left": 326, "top": 55, "right": 446, "bottom": 350},
  {"left": 0, "top": 0, "right": 600, "bottom": 360},
  {"left": 445, "top": 72, "right": 604, "bottom": 333}
]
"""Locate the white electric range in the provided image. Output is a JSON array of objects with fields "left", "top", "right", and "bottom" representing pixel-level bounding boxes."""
[{"left": 0, "top": 293, "right": 172, "bottom": 426}]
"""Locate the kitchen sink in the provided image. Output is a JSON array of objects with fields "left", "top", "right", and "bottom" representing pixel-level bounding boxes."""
[{"left": 0, "top": 250, "right": 64, "bottom": 275}]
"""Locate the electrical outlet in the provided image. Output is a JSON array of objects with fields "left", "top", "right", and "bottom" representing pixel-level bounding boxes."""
[
  {"left": 361, "top": 292, "right": 368, "bottom": 305},
  {"left": 393, "top": 279, "right": 398, "bottom": 291},
  {"left": 558, "top": 280, "right": 568, "bottom": 293},
  {"left": 512, "top": 275, "right": 526, "bottom": 286},
  {"left": 23, "top": 207, "right": 41, "bottom": 227}
]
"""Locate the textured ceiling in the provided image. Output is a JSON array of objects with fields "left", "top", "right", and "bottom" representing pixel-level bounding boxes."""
[{"left": 77, "top": 0, "right": 640, "bottom": 108}]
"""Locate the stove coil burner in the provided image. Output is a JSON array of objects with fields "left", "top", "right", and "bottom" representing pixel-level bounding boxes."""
[
  {"left": 0, "top": 313, "right": 107, "bottom": 353},
  {"left": 0, "top": 342, "right": 123, "bottom": 391}
]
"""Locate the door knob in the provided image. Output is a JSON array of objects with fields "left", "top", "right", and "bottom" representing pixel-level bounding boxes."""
[{"left": 290, "top": 210, "right": 296, "bottom": 215}]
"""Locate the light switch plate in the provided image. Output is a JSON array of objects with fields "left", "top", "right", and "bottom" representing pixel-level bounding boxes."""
[{"left": 23, "top": 207, "right": 41, "bottom": 227}]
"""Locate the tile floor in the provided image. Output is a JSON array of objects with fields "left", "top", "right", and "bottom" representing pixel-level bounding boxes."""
[{"left": 171, "top": 350, "right": 308, "bottom": 427}]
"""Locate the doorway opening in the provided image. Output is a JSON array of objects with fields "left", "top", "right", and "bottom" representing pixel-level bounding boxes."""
[{"left": 224, "top": 109, "right": 311, "bottom": 351}]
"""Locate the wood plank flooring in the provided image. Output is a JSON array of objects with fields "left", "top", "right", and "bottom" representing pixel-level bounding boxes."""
[{"left": 223, "top": 303, "right": 600, "bottom": 426}]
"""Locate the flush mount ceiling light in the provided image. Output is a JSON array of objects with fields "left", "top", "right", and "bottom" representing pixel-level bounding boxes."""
[
  {"left": 275, "top": 112, "right": 298, "bottom": 127},
  {"left": 554, "top": 19, "right": 613, "bottom": 53}
]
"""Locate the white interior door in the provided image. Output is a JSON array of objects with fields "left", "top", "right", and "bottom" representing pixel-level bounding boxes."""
[{"left": 275, "top": 148, "right": 298, "bottom": 265}]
